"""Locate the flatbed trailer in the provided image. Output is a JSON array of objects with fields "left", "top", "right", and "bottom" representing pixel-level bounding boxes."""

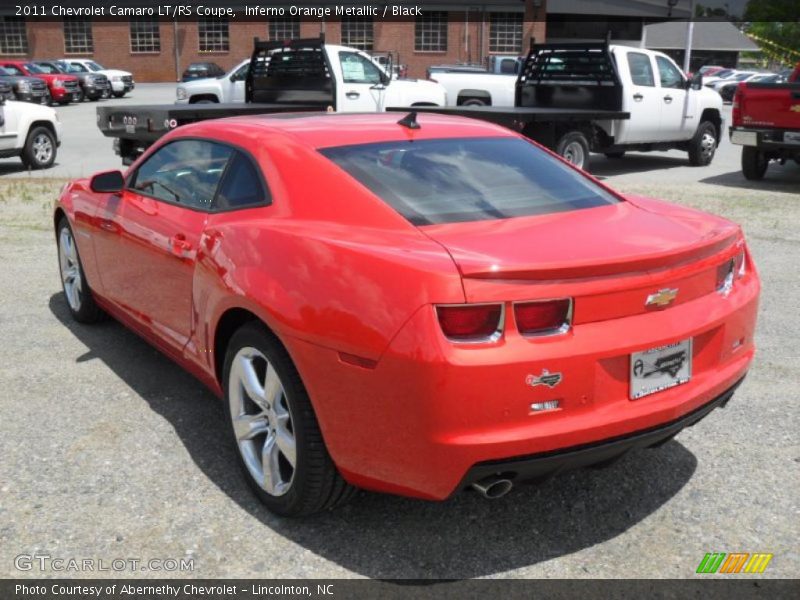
[{"left": 97, "top": 102, "right": 321, "bottom": 164}]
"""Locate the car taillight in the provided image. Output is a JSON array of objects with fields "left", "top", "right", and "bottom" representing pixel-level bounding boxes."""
[
  {"left": 436, "top": 304, "right": 503, "bottom": 342},
  {"left": 732, "top": 86, "right": 743, "bottom": 124},
  {"left": 514, "top": 299, "right": 572, "bottom": 336},
  {"left": 717, "top": 250, "right": 746, "bottom": 296}
]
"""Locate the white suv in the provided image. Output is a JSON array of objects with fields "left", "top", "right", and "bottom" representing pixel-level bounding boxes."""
[{"left": 62, "top": 59, "right": 134, "bottom": 98}]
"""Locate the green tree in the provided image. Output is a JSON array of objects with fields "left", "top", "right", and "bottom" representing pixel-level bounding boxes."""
[{"left": 744, "top": 22, "right": 800, "bottom": 65}]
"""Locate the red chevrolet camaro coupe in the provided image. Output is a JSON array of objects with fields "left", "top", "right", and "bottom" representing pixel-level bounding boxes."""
[{"left": 54, "top": 113, "right": 759, "bottom": 516}]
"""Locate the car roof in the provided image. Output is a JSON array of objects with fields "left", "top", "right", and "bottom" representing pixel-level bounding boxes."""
[{"left": 182, "top": 112, "right": 517, "bottom": 149}]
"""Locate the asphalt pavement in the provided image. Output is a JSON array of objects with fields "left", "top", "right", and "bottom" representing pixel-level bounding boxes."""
[{"left": 0, "top": 85, "right": 797, "bottom": 579}]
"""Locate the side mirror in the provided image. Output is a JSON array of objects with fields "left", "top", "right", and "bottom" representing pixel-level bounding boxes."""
[
  {"left": 689, "top": 73, "right": 703, "bottom": 90},
  {"left": 90, "top": 170, "right": 124, "bottom": 193}
]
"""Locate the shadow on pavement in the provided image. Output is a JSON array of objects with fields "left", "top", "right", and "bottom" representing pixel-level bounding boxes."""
[
  {"left": 699, "top": 167, "right": 800, "bottom": 190},
  {"left": 50, "top": 293, "right": 698, "bottom": 579},
  {"left": 589, "top": 154, "right": 688, "bottom": 178}
]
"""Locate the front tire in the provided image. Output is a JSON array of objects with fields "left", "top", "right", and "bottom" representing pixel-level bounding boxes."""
[
  {"left": 741, "top": 146, "right": 768, "bottom": 180},
  {"left": 688, "top": 121, "right": 718, "bottom": 166},
  {"left": 556, "top": 131, "right": 590, "bottom": 170},
  {"left": 21, "top": 126, "right": 56, "bottom": 170},
  {"left": 57, "top": 218, "right": 104, "bottom": 323},
  {"left": 223, "top": 323, "right": 355, "bottom": 516},
  {"left": 113, "top": 91, "right": 125, "bottom": 98}
]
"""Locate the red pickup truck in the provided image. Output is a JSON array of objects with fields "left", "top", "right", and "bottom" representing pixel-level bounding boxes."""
[{"left": 730, "top": 62, "right": 800, "bottom": 179}]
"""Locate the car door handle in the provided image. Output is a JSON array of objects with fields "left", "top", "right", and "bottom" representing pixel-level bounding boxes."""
[
  {"left": 346, "top": 91, "right": 360, "bottom": 99},
  {"left": 170, "top": 234, "right": 192, "bottom": 256},
  {"left": 664, "top": 95, "right": 673, "bottom": 103},
  {"left": 633, "top": 93, "right": 644, "bottom": 101}
]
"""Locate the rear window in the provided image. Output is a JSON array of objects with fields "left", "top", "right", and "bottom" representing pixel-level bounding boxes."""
[{"left": 319, "top": 137, "right": 620, "bottom": 225}]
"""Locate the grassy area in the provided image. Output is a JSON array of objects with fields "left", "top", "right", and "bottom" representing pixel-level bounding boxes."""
[{"left": 0, "top": 178, "right": 67, "bottom": 236}]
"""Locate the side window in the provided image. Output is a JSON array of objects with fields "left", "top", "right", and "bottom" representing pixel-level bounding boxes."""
[
  {"left": 656, "top": 56, "right": 685, "bottom": 89},
  {"left": 69, "top": 62, "right": 88, "bottom": 73},
  {"left": 3, "top": 65, "right": 24, "bottom": 76},
  {"left": 215, "top": 151, "right": 269, "bottom": 210},
  {"left": 231, "top": 62, "right": 249, "bottom": 81},
  {"left": 627, "top": 52, "right": 655, "bottom": 87},
  {"left": 130, "top": 140, "right": 232, "bottom": 210},
  {"left": 339, "top": 51, "right": 382, "bottom": 85}
]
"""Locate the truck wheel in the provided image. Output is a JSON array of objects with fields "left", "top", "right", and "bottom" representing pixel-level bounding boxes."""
[
  {"left": 21, "top": 126, "right": 56, "bottom": 170},
  {"left": 688, "top": 121, "right": 717, "bottom": 166},
  {"left": 461, "top": 98, "right": 487, "bottom": 107},
  {"left": 223, "top": 322, "right": 356, "bottom": 516},
  {"left": 556, "top": 131, "right": 590, "bottom": 170},
  {"left": 604, "top": 151, "right": 625, "bottom": 159},
  {"left": 741, "top": 146, "right": 768, "bottom": 180},
  {"left": 113, "top": 91, "right": 126, "bottom": 98}
]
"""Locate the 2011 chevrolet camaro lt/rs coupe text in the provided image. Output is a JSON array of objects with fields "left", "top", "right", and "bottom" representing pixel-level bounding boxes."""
[{"left": 54, "top": 113, "right": 759, "bottom": 516}]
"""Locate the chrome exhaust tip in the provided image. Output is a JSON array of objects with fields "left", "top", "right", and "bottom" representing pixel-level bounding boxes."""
[{"left": 471, "top": 476, "right": 513, "bottom": 499}]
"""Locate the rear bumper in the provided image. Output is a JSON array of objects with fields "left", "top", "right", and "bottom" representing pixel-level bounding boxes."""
[
  {"left": 458, "top": 377, "right": 743, "bottom": 492},
  {"left": 288, "top": 267, "right": 759, "bottom": 500},
  {"left": 729, "top": 126, "right": 800, "bottom": 152}
]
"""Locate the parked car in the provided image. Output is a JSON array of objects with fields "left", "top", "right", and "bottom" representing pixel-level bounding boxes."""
[
  {"left": 0, "top": 60, "right": 80, "bottom": 105},
  {"left": 702, "top": 68, "right": 739, "bottom": 87},
  {"left": 697, "top": 65, "right": 725, "bottom": 77},
  {"left": 0, "top": 67, "right": 50, "bottom": 105},
  {"left": 56, "top": 112, "right": 759, "bottom": 516},
  {"left": 63, "top": 59, "right": 134, "bottom": 98},
  {"left": 0, "top": 95, "right": 62, "bottom": 168},
  {"left": 174, "top": 39, "right": 445, "bottom": 108},
  {"left": 34, "top": 60, "right": 110, "bottom": 102},
  {"left": 181, "top": 62, "right": 226, "bottom": 82},
  {"left": 717, "top": 73, "right": 781, "bottom": 103},
  {"left": 176, "top": 59, "right": 249, "bottom": 103},
  {"left": 730, "top": 61, "right": 800, "bottom": 179}
]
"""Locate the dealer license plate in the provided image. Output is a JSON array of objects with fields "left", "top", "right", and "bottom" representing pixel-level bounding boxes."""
[
  {"left": 731, "top": 130, "right": 757, "bottom": 146},
  {"left": 630, "top": 339, "right": 692, "bottom": 399},
  {"left": 785, "top": 131, "right": 800, "bottom": 144}
]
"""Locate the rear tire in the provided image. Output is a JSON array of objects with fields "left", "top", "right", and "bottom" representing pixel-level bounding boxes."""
[
  {"left": 741, "top": 146, "right": 768, "bottom": 180},
  {"left": 555, "top": 131, "right": 590, "bottom": 170},
  {"left": 688, "top": 121, "right": 718, "bottom": 166},
  {"left": 21, "top": 126, "right": 56, "bottom": 170},
  {"left": 223, "top": 322, "right": 355, "bottom": 517},
  {"left": 460, "top": 98, "right": 487, "bottom": 107},
  {"left": 56, "top": 217, "right": 104, "bottom": 324}
]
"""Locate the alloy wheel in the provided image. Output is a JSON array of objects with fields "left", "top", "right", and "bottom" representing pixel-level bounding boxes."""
[
  {"left": 32, "top": 133, "right": 53, "bottom": 166},
  {"left": 228, "top": 347, "right": 296, "bottom": 497},
  {"left": 58, "top": 226, "right": 82, "bottom": 312}
]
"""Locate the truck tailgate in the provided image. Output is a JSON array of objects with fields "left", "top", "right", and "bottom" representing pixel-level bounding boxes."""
[{"left": 736, "top": 82, "right": 800, "bottom": 130}]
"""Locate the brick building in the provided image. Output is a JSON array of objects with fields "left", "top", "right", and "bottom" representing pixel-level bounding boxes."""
[{"left": 0, "top": 1, "right": 694, "bottom": 82}]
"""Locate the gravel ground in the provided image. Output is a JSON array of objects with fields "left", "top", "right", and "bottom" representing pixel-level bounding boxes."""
[{"left": 0, "top": 94, "right": 798, "bottom": 579}]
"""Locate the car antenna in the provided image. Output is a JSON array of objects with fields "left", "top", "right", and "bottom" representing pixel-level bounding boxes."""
[{"left": 397, "top": 111, "right": 420, "bottom": 130}]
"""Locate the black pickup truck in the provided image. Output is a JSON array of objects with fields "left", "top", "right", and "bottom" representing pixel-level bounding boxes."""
[{"left": 99, "top": 37, "right": 629, "bottom": 169}]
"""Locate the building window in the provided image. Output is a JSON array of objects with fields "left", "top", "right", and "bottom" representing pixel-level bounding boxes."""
[
  {"left": 269, "top": 16, "right": 300, "bottom": 41},
  {"left": 489, "top": 12, "right": 522, "bottom": 54},
  {"left": 341, "top": 16, "right": 373, "bottom": 52},
  {"left": 415, "top": 11, "right": 448, "bottom": 52},
  {"left": 64, "top": 17, "right": 94, "bottom": 54},
  {"left": 198, "top": 17, "right": 229, "bottom": 52},
  {"left": 0, "top": 17, "right": 28, "bottom": 55},
  {"left": 130, "top": 17, "right": 161, "bottom": 53}
]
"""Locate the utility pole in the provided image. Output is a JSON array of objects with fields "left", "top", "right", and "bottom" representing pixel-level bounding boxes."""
[
  {"left": 173, "top": 21, "right": 180, "bottom": 82},
  {"left": 683, "top": 0, "right": 696, "bottom": 73}
]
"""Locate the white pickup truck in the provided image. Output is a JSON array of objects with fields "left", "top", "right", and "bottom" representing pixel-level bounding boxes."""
[
  {"left": 410, "top": 44, "right": 725, "bottom": 169},
  {"left": 0, "top": 97, "right": 62, "bottom": 169},
  {"left": 176, "top": 43, "right": 445, "bottom": 109}
]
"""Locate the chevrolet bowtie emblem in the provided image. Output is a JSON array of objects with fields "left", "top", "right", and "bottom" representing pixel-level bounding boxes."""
[{"left": 646, "top": 288, "right": 678, "bottom": 307}]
